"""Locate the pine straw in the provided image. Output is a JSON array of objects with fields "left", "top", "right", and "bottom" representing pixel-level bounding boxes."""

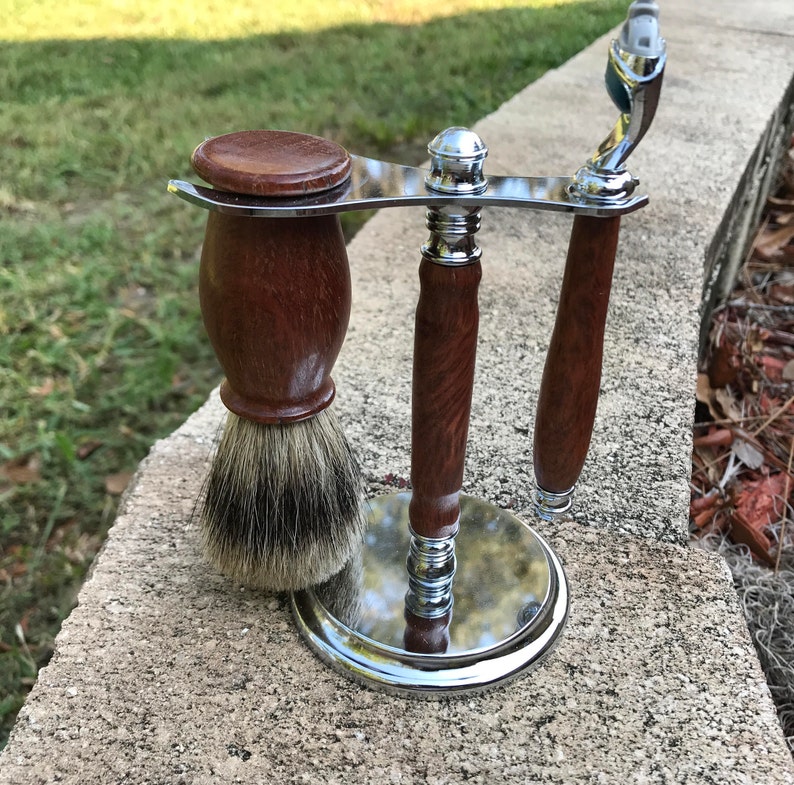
[
  {"left": 691, "top": 137, "right": 794, "bottom": 752},
  {"left": 696, "top": 531, "right": 794, "bottom": 749}
]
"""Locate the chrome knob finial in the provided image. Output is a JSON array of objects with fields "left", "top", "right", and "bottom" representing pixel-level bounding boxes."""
[{"left": 425, "top": 127, "right": 488, "bottom": 195}]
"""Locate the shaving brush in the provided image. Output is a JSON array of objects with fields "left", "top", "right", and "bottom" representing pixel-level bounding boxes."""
[{"left": 192, "top": 130, "right": 365, "bottom": 591}]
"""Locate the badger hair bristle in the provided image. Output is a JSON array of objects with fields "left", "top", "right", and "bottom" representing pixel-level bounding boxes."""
[{"left": 200, "top": 407, "right": 366, "bottom": 591}]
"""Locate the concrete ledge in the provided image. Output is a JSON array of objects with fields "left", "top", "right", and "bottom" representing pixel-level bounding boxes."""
[
  {"left": 2, "top": 398, "right": 792, "bottom": 784},
  {"left": 3, "top": 1, "right": 794, "bottom": 782}
]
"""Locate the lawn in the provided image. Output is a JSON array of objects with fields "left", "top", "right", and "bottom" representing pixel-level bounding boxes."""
[{"left": 0, "top": 0, "right": 628, "bottom": 747}]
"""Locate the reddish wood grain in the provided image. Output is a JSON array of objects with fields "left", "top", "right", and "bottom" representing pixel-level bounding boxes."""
[
  {"left": 403, "top": 608, "right": 452, "bottom": 654},
  {"left": 199, "top": 211, "right": 351, "bottom": 423},
  {"left": 410, "top": 260, "right": 482, "bottom": 539},
  {"left": 192, "top": 130, "right": 351, "bottom": 197},
  {"left": 533, "top": 215, "right": 621, "bottom": 493}
]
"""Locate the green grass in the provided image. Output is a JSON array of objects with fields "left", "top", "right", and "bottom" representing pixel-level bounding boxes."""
[{"left": 0, "top": 0, "right": 628, "bottom": 749}]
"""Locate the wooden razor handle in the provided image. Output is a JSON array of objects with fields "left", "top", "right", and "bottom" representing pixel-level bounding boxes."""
[
  {"left": 403, "top": 608, "right": 452, "bottom": 654},
  {"left": 193, "top": 130, "right": 353, "bottom": 424},
  {"left": 409, "top": 259, "right": 482, "bottom": 540},
  {"left": 533, "top": 214, "right": 621, "bottom": 494}
]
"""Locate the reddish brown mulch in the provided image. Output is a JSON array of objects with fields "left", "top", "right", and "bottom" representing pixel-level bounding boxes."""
[{"left": 691, "top": 137, "right": 794, "bottom": 566}]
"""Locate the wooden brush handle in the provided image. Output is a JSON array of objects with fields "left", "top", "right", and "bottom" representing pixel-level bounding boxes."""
[
  {"left": 199, "top": 212, "right": 351, "bottom": 423},
  {"left": 533, "top": 214, "right": 621, "bottom": 493},
  {"left": 409, "top": 260, "right": 482, "bottom": 540},
  {"left": 193, "top": 131, "right": 353, "bottom": 424}
]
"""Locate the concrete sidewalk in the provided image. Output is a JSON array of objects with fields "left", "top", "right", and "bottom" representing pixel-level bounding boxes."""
[{"left": 3, "top": 1, "right": 794, "bottom": 782}]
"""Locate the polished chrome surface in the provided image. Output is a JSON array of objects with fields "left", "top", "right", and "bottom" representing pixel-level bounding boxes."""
[
  {"left": 404, "top": 531, "right": 456, "bottom": 618},
  {"left": 533, "top": 485, "right": 575, "bottom": 521},
  {"left": 168, "top": 156, "right": 647, "bottom": 219},
  {"left": 291, "top": 493, "right": 569, "bottom": 696},
  {"left": 422, "top": 205, "right": 483, "bottom": 267},
  {"left": 421, "top": 127, "right": 486, "bottom": 268},
  {"left": 425, "top": 126, "right": 488, "bottom": 195},
  {"left": 572, "top": 0, "right": 666, "bottom": 202}
]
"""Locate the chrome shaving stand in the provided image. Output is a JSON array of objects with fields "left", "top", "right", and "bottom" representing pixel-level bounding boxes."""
[
  {"left": 292, "top": 494, "right": 568, "bottom": 695},
  {"left": 170, "top": 1, "right": 665, "bottom": 696}
]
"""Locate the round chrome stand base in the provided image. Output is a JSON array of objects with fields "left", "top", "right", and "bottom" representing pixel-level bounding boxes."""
[{"left": 291, "top": 493, "right": 568, "bottom": 697}]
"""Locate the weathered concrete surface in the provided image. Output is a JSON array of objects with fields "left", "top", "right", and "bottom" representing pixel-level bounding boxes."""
[
  {"left": 3, "top": 0, "right": 794, "bottom": 782},
  {"left": 1, "top": 398, "right": 791, "bottom": 785}
]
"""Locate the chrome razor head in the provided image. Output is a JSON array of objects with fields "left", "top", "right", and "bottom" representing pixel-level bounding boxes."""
[
  {"left": 607, "top": 0, "right": 666, "bottom": 115},
  {"left": 620, "top": 0, "right": 665, "bottom": 57},
  {"left": 573, "top": 0, "right": 666, "bottom": 202}
]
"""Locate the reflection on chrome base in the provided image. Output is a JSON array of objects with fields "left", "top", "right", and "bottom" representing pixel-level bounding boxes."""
[{"left": 291, "top": 493, "right": 568, "bottom": 697}]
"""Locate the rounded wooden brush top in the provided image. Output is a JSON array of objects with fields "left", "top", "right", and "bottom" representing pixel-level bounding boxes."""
[{"left": 191, "top": 129, "right": 351, "bottom": 197}]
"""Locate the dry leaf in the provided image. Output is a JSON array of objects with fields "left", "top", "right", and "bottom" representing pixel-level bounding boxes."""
[
  {"left": 696, "top": 373, "right": 741, "bottom": 422},
  {"left": 745, "top": 327, "right": 765, "bottom": 354},
  {"left": 28, "top": 377, "right": 55, "bottom": 397},
  {"left": 768, "top": 283, "right": 794, "bottom": 304},
  {"left": 1, "top": 455, "right": 42, "bottom": 485},
  {"left": 695, "top": 373, "right": 712, "bottom": 406},
  {"left": 759, "top": 327, "right": 794, "bottom": 348},
  {"left": 783, "top": 359, "right": 794, "bottom": 381},
  {"left": 105, "top": 471, "right": 133, "bottom": 495},
  {"left": 714, "top": 388, "right": 744, "bottom": 422},
  {"left": 0, "top": 562, "right": 28, "bottom": 581},
  {"left": 119, "top": 284, "right": 156, "bottom": 317},
  {"left": 731, "top": 440, "right": 765, "bottom": 470},
  {"left": 77, "top": 440, "right": 103, "bottom": 460},
  {"left": 63, "top": 532, "right": 103, "bottom": 565},
  {"left": 754, "top": 225, "right": 794, "bottom": 260},
  {"left": 707, "top": 343, "right": 740, "bottom": 388}
]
